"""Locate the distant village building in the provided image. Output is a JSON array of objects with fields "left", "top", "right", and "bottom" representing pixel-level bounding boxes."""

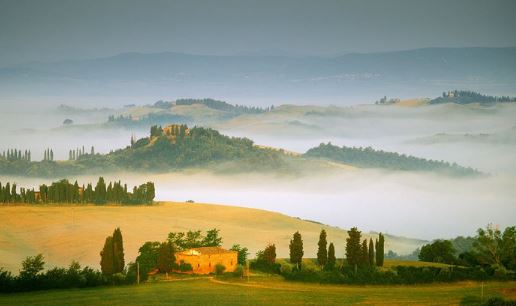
[{"left": 175, "top": 247, "right": 237, "bottom": 274}]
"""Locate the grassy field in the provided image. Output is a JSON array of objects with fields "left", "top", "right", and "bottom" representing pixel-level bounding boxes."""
[
  {"left": 0, "top": 275, "right": 515, "bottom": 305},
  {"left": 0, "top": 202, "right": 426, "bottom": 273}
]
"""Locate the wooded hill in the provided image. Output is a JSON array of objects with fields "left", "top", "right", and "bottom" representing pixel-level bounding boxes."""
[
  {"left": 303, "top": 143, "right": 480, "bottom": 176},
  {"left": 0, "top": 125, "right": 481, "bottom": 177},
  {"left": 0, "top": 125, "right": 287, "bottom": 177},
  {"left": 430, "top": 90, "right": 516, "bottom": 105}
]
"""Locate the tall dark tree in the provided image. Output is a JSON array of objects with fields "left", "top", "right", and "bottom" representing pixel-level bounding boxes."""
[
  {"left": 368, "top": 238, "right": 375, "bottom": 266},
  {"left": 360, "top": 239, "right": 369, "bottom": 267},
  {"left": 317, "top": 229, "right": 328, "bottom": 267},
  {"left": 100, "top": 236, "right": 114, "bottom": 276},
  {"left": 157, "top": 241, "right": 176, "bottom": 273},
  {"left": 375, "top": 233, "right": 385, "bottom": 267},
  {"left": 289, "top": 231, "right": 304, "bottom": 269},
  {"left": 94, "top": 177, "right": 107, "bottom": 204},
  {"left": 327, "top": 242, "right": 336, "bottom": 270},
  {"left": 346, "top": 227, "right": 362, "bottom": 270},
  {"left": 112, "top": 228, "right": 125, "bottom": 273}
]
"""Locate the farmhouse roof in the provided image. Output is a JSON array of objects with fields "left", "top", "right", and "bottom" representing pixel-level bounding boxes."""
[{"left": 181, "top": 246, "right": 235, "bottom": 255}]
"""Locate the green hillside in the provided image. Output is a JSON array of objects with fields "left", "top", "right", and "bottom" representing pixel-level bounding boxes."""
[{"left": 304, "top": 143, "right": 480, "bottom": 176}]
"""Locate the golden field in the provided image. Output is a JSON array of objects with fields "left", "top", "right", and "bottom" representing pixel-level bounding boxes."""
[{"left": 0, "top": 202, "right": 425, "bottom": 272}]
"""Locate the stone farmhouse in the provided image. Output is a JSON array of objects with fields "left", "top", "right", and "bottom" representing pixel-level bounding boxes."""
[{"left": 175, "top": 246, "right": 238, "bottom": 274}]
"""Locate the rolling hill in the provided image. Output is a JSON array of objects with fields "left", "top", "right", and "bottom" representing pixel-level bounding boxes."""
[
  {"left": 0, "top": 202, "right": 427, "bottom": 273},
  {"left": 2, "top": 47, "right": 516, "bottom": 103}
]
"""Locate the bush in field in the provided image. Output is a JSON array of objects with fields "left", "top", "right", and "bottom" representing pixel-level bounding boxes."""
[
  {"left": 178, "top": 260, "right": 193, "bottom": 272},
  {"left": 215, "top": 264, "right": 226, "bottom": 275}
]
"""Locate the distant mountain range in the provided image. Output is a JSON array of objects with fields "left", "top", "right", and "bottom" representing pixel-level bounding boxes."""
[{"left": 1, "top": 47, "right": 515, "bottom": 104}]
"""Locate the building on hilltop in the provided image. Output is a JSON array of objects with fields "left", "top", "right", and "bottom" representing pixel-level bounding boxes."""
[{"left": 175, "top": 246, "right": 237, "bottom": 274}]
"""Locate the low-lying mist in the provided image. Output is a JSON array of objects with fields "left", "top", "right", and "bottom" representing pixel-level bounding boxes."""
[{"left": 2, "top": 170, "right": 514, "bottom": 245}]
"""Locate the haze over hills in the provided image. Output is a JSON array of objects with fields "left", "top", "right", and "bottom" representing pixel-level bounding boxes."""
[{"left": 2, "top": 47, "right": 516, "bottom": 105}]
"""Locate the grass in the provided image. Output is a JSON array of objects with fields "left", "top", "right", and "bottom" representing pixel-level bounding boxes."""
[
  {"left": 0, "top": 276, "right": 515, "bottom": 305},
  {"left": 0, "top": 202, "right": 426, "bottom": 272}
]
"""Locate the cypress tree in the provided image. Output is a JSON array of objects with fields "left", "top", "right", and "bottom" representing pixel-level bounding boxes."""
[
  {"left": 112, "top": 228, "right": 125, "bottom": 273},
  {"left": 376, "top": 233, "right": 385, "bottom": 267},
  {"left": 317, "top": 229, "right": 328, "bottom": 267},
  {"left": 100, "top": 236, "right": 114, "bottom": 276},
  {"left": 94, "top": 177, "right": 107, "bottom": 204},
  {"left": 289, "top": 231, "right": 304, "bottom": 269},
  {"left": 368, "top": 238, "right": 375, "bottom": 266},
  {"left": 361, "top": 239, "right": 369, "bottom": 267},
  {"left": 327, "top": 242, "right": 336, "bottom": 270},
  {"left": 157, "top": 241, "right": 176, "bottom": 273},
  {"left": 345, "top": 227, "right": 362, "bottom": 271}
]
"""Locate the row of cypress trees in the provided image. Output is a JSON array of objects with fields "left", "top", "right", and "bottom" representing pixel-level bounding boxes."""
[
  {"left": 0, "top": 149, "right": 31, "bottom": 162},
  {"left": 0, "top": 177, "right": 155, "bottom": 204},
  {"left": 288, "top": 227, "right": 385, "bottom": 270}
]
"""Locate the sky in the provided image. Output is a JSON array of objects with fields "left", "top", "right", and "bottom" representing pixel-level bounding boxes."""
[{"left": 1, "top": 0, "right": 516, "bottom": 66}]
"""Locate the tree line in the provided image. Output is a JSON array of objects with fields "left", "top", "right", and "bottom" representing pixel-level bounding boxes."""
[
  {"left": 252, "top": 228, "right": 385, "bottom": 274},
  {"left": 430, "top": 90, "right": 516, "bottom": 104},
  {"left": 1, "top": 149, "right": 31, "bottom": 162},
  {"left": 418, "top": 224, "right": 516, "bottom": 274},
  {"left": 68, "top": 146, "right": 95, "bottom": 161},
  {"left": 0, "top": 177, "right": 155, "bottom": 205},
  {"left": 304, "top": 142, "right": 480, "bottom": 176}
]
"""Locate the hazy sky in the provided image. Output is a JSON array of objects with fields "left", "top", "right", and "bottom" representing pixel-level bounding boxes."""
[{"left": 1, "top": 0, "right": 516, "bottom": 66}]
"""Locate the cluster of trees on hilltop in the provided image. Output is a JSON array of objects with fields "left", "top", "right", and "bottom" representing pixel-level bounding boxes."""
[
  {"left": 430, "top": 90, "right": 516, "bottom": 104},
  {"left": 106, "top": 125, "right": 285, "bottom": 172},
  {"left": 0, "top": 177, "right": 155, "bottom": 205},
  {"left": 107, "top": 113, "right": 189, "bottom": 128},
  {"left": 175, "top": 98, "right": 273, "bottom": 114},
  {"left": 1, "top": 149, "right": 31, "bottom": 162},
  {"left": 304, "top": 142, "right": 479, "bottom": 176},
  {"left": 68, "top": 146, "right": 95, "bottom": 161}
]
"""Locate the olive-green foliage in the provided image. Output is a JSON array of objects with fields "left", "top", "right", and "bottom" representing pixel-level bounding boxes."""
[
  {"left": 304, "top": 142, "right": 479, "bottom": 176},
  {"left": 167, "top": 228, "right": 222, "bottom": 250},
  {"left": 317, "top": 230, "right": 328, "bottom": 267},
  {"left": 289, "top": 231, "right": 304, "bottom": 268},
  {"left": 419, "top": 240, "right": 457, "bottom": 264},
  {"left": 156, "top": 241, "right": 176, "bottom": 273},
  {"left": 230, "top": 244, "right": 249, "bottom": 265}
]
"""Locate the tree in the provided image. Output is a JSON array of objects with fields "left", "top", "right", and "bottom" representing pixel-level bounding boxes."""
[
  {"left": 157, "top": 241, "right": 176, "bottom": 273},
  {"left": 20, "top": 254, "right": 45, "bottom": 279},
  {"left": 112, "top": 228, "right": 125, "bottom": 273},
  {"left": 94, "top": 177, "right": 107, "bottom": 204},
  {"left": 376, "top": 233, "right": 385, "bottom": 267},
  {"left": 135, "top": 241, "right": 161, "bottom": 280},
  {"left": 202, "top": 228, "right": 222, "bottom": 247},
  {"left": 100, "top": 236, "right": 114, "bottom": 276},
  {"left": 289, "top": 231, "right": 304, "bottom": 269},
  {"left": 419, "top": 240, "right": 456, "bottom": 264},
  {"left": 230, "top": 244, "right": 249, "bottom": 265},
  {"left": 327, "top": 243, "right": 336, "bottom": 270},
  {"left": 360, "top": 239, "right": 369, "bottom": 267},
  {"left": 473, "top": 225, "right": 516, "bottom": 269},
  {"left": 368, "top": 238, "right": 375, "bottom": 266},
  {"left": 261, "top": 243, "right": 276, "bottom": 265},
  {"left": 346, "top": 227, "right": 362, "bottom": 270},
  {"left": 317, "top": 229, "right": 328, "bottom": 267}
]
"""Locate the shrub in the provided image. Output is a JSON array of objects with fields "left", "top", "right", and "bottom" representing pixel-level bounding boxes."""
[
  {"left": 233, "top": 264, "right": 244, "bottom": 277},
  {"left": 178, "top": 260, "right": 193, "bottom": 272},
  {"left": 215, "top": 264, "right": 226, "bottom": 275},
  {"left": 111, "top": 273, "right": 126, "bottom": 285}
]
